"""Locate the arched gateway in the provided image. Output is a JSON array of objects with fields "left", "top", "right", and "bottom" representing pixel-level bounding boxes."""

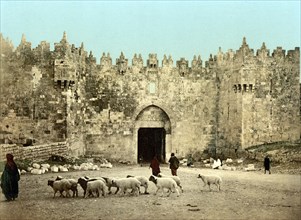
[{"left": 133, "top": 105, "right": 171, "bottom": 163}]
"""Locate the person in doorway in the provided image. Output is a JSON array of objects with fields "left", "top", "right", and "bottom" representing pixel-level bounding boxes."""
[
  {"left": 1, "top": 153, "right": 20, "bottom": 201},
  {"left": 168, "top": 153, "right": 180, "bottom": 176},
  {"left": 149, "top": 155, "right": 160, "bottom": 176},
  {"left": 264, "top": 155, "right": 271, "bottom": 174}
]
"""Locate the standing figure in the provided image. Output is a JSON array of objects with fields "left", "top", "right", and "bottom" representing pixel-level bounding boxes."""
[
  {"left": 168, "top": 153, "right": 180, "bottom": 176},
  {"left": 264, "top": 155, "right": 271, "bottom": 174},
  {"left": 149, "top": 155, "right": 161, "bottom": 176},
  {"left": 1, "top": 154, "right": 20, "bottom": 201},
  {"left": 187, "top": 154, "right": 194, "bottom": 167}
]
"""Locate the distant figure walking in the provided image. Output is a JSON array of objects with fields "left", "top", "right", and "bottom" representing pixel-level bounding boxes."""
[
  {"left": 264, "top": 155, "right": 271, "bottom": 174},
  {"left": 168, "top": 153, "right": 180, "bottom": 176},
  {"left": 1, "top": 154, "right": 20, "bottom": 201},
  {"left": 187, "top": 154, "right": 194, "bottom": 167},
  {"left": 149, "top": 155, "right": 161, "bottom": 176}
]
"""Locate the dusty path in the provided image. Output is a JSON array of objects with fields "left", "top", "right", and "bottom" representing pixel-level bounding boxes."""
[{"left": 0, "top": 165, "right": 300, "bottom": 220}]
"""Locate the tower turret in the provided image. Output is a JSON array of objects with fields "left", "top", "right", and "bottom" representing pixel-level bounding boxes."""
[
  {"left": 116, "top": 52, "right": 128, "bottom": 74},
  {"left": 16, "top": 33, "right": 31, "bottom": 55}
]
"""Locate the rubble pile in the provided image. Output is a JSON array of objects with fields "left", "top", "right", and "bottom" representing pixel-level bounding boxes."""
[{"left": 18, "top": 156, "right": 113, "bottom": 175}]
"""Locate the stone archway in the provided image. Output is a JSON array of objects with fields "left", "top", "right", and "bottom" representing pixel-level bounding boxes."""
[{"left": 134, "top": 105, "right": 171, "bottom": 163}]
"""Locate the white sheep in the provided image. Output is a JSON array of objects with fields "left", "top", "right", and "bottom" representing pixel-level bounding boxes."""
[
  {"left": 126, "top": 175, "right": 149, "bottom": 194},
  {"left": 197, "top": 174, "right": 222, "bottom": 191},
  {"left": 157, "top": 173, "right": 183, "bottom": 193},
  {"left": 55, "top": 176, "right": 78, "bottom": 197},
  {"left": 102, "top": 177, "right": 120, "bottom": 194},
  {"left": 77, "top": 177, "right": 104, "bottom": 197},
  {"left": 85, "top": 180, "right": 107, "bottom": 198},
  {"left": 149, "top": 175, "right": 179, "bottom": 197},
  {"left": 111, "top": 178, "right": 141, "bottom": 196},
  {"left": 47, "top": 179, "right": 72, "bottom": 198}
]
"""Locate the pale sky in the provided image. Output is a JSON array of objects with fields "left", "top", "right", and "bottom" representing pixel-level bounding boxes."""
[{"left": 0, "top": 0, "right": 300, "bottom": 65}]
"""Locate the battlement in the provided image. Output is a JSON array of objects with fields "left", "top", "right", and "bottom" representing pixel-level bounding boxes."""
[
  {"left": 212, "top": 38, "right": 300, "bottom": 66},
  {"left": 2, "top": 32, "right": 300, "bottom": 71}
]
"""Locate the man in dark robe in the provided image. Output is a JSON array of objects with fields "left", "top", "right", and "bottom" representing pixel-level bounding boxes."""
[
  {"left": 149, "top": 155, "right": 161, "bottom": 176},
  {"left": 168, "top": 153, "right": 180, "bottom": 176},
  {"left": 1, "top": 154, "right": 20, "bottom": 201},
  {"left": 264, "top": 155, "right": 271, "bottom": 174}
]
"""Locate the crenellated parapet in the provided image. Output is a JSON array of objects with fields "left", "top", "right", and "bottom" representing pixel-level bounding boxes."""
[
  {"left": 0, "top": 34, "right": 14, "bottom": 56},
  {"left": 15, "top": 34, "right": 32, "bottom": 56},
  {"left": 272, "top": 46, "right": 286, "bottom": 61},
  {"left": 191, "top": 55, "right": 202, "bottom": 71},
  {"left": 116, "top": 52, "right": 128, "bottom": 74},
  {"left": 132, "top": 53, "right": 143, "bottom": 68},
  {"left": 32, "top": 41, "right": 51, "bottom": 62},
  {"left": 6, "top": 32, "right": 300, "bottom": 82},
  {"left": 100, "top": 52, "right": 112, "bottom": 71},
  {"left": 256, "top": 42, "right": 270, "bottom": 63},
  {"left": 147, "top": 53, "right": 159, "bottom": 69},
  {"left": 286, "top": 47, "right": 300, "bottom": 63},
  {"left": 234, "top": 37, "right": 255, "bottom": 63},
  {"left": 70, "top": 42, "right": 88, "bottom": 64},
  {"left": 87, "top": 51, "right": 97, "bottom": 65},
  {"left": 162, "top": 55, "right": 173, "bottom": 68},
  {"left": 54, "top": 32, "right": 72, "bottom": 59},
  {"left": 176, "top": 58, "right": 189, "bottom": 76},
  {"left": 207, "top": 38, "right": 300, "bottom": 78},
  {"left": 271, "top": 46, "right": 300, "bottom": 64}
]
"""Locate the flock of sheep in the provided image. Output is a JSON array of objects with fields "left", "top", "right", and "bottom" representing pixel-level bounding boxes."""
[{"left": 47, "top": 172, "right": 222, "bottom": 198}]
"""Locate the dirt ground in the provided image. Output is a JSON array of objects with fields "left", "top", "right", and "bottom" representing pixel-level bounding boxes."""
[{"left": 0, "top": 164, "right": 300, "bottom": 220}]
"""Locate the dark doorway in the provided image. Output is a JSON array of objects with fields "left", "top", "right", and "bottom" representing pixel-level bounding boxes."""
[{"left": 138, "top": 128, "right": 166, "bottom": 163}]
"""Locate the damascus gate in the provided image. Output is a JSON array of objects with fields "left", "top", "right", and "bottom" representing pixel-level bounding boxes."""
[{"left": 0, "top": 32, "right": 300, "bottom": 163}]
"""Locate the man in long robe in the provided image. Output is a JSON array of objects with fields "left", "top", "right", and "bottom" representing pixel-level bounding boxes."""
[
  {"left": 149, "top": 155, "right": 161, "bottom": 176},
  {"left": 1, "top": 154, "right": 20, "bottom": 201}
]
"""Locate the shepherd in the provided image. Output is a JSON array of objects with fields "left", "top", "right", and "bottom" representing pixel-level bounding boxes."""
[{"left": 1, "top": 154, "right": 20, "bottom": 201}]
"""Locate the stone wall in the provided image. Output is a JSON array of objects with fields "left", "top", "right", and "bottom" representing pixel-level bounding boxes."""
[
  {"left": 0, "top": 33, "right": 299, "bottom": 163},
  {"left": 0, "top": 142, "right": 67, "bottom": 161},
  {"left": 80, "top": 62, "right": 218, "bottom": 162}
]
